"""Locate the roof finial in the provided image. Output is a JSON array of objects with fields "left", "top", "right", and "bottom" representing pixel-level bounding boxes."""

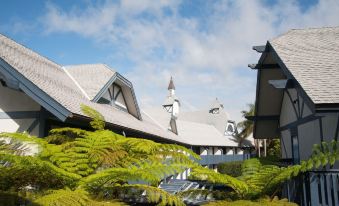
[{"left": 168, "top": 76, "right": 175, "bottom": 90}]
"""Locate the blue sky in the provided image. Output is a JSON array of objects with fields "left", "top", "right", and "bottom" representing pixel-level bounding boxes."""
[{"left": 1, "top": 0, "right": 338, "bottom": 122}]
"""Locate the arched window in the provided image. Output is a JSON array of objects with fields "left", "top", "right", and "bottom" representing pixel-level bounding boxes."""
[{"left": 225, "top": 121, "right": 236, "bottom": 136}]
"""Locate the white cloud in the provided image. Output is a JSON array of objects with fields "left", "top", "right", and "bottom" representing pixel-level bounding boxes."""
[{"left": 39, "top": 0, "right": 339, "bottom": 122}]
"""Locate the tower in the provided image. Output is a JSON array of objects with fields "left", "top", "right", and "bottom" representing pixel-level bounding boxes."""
[{"left": 162, "top": 77, "right": 180, "bottom": 134}]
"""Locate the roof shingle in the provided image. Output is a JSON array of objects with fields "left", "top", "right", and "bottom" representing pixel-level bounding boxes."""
[{"left": 270, "top": 27, "right": 339, "bottom": 104}]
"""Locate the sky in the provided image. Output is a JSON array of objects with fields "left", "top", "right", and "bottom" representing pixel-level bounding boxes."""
[{"left": 0, "top": 0, "right": 339, "bottom": 123}]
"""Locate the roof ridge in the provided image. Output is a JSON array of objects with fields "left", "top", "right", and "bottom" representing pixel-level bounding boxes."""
[
  {"left": 289, "top": 26, "right": 339, "bottom": 31},
  {"left": 270, "top": 26, "right": 339, "bottom": 41},
  {"left": 64, "top": 63, "right": 106, "bottom": 67},
  {"left": 62, "top": 66, "right": 91, "bottom": 100},
  {"left": 0, "top": 33, "right": 62, "bottom": 69}
]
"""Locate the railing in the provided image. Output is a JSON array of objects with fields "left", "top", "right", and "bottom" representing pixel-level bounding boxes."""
[
  {"left": 199, "top": 154, "right": 250, "bottom": 165},
  {"left": 283, "top": 170, "right": 339, "bottom": 206}
]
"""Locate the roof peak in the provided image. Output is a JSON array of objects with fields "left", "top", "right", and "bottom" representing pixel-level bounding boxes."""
[
  {"left": 210, "top": 98, "right": 223, "bottom": 109},
  {"left": 168, "top": 76, "right": 175, "bottom": 90}
]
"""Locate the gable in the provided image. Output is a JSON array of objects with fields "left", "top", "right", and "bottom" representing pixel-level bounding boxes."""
[
  {"left": 92, "top": 73, "right": 142, "bottom": 120},
  {"left": 269, "top": 27, "right": 339, "bottom": 105}
]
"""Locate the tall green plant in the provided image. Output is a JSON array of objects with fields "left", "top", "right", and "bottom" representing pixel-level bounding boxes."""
[
  {"left": 190, "top": 139, "right": 339, "bottom": 200},
  {"left": 0, "top": 105, "right": 198, "bottom": 206},
  {"left": 235, "top": 104, "right": 254, "bottom": 146}
]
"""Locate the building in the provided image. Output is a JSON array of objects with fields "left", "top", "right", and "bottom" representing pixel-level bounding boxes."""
[
  {"left": 144, "top": 78, "right": 254, "bottom": 173},
  {"left": 250, "top": 27, "right": 339, "bottom": 205},
  {"left": 0, "top": 33, "right": 252, "bottom": 179}
]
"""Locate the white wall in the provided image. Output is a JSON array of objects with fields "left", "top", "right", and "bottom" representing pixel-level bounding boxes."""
[
  {"left": 0, "top": 84, "right": 40, "bottom": 136},
  {"left": 226, "top": 148, "right": 234, "bottom": 155},
  {"left": 200, "top": 147, "right": 207, "bottom": 155},
  {"left": 214, "top": 147, "right": 222, "bottom": 155},
  {"left": 280, "top": 89, "right": 298, "bottom": 127},
  {"left": 172, "top": 101, "right": 180, "bottom": 118},
  {"left": 281, "top": 129, "right": 292, "bottom": 159},
  {"left": 207, "top": 147, "right": 213, "bottom": 155},
  {"left": 279, "top": 87, "right": 339, "bottom": 167}
]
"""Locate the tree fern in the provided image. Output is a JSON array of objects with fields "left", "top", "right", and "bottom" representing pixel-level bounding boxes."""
[
  {"left": 81, "top": 104, "right": 105, "bottom": 130},
  {"left": 0, "top": 105, "right": 194, "bottom": 205},
  {"left": 34, "top": 188, "right": 126, "bottom": 206},
  {"left": 189, "top": 166, "right": 249, "bottom": 198}
]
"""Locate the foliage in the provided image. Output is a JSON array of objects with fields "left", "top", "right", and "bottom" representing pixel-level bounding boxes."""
[
  {"left": 204, "top": 197, "right": 297, "bottom": 206},
  {"left": 190, "top": 139, "right": 339, "bottom": 200},
  {"left": 81, "top": 104, "right": 105, "bottom": 130},
  {"left": 235, "top": 104, "right": 254, "bottom": 146},
  {"left": 217, "top": 161, "right": 242, "bottom": 177},
  {"left": 267, "top": 139, "right": 281, "bottom": 158},
  {"left": 0, "top": 105, "right": 197, "bottom": 205}
]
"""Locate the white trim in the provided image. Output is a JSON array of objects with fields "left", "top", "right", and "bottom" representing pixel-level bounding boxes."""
[{"left": 62, "top": 66, "right": 90, "bottom": 100}]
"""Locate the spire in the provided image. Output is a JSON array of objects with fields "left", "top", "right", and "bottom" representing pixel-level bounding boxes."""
[
  {"left": 168, "top": 76, "right": 175, "bottom": 90},
  {"left": 209, "top": 98, "right": 223, "bottom": 114}
]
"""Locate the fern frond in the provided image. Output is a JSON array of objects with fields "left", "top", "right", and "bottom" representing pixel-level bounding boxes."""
[
  {"left": 0, "top": 153, "right": 81, "bottom": 190},
  {"left": 116, "top": 184, "right": 185, "bottom": 206},
  {"left": 189, "top": 166, "right": 249, "bottom": 198},
  {"left": 34, "top": 188, "right": 90, "bottom": 206},
  {"left": 81, "top": 104, "right": 105, "bottom": 130},
  {"left": 82, "top": 163, "right": 187, "bottom": 192}
]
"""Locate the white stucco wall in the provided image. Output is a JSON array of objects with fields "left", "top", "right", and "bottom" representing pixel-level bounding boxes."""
[
  {"left": 279, "top": 87, "right": 339, "bottom": 166},
  {"left": 172, "top": 101, "right": 180, "bottom": 118},
  {"left": 280, "top": 89, "right": 298, "bottom": 127},
  {"left": 297, "top": 120, "right": 320, "bottom": 160},
  {"left": 281, "top": 129, "right": 292, "bottom": 159},
  {"left": 0, "top": 84, "right": 40, "bottom": 136}
]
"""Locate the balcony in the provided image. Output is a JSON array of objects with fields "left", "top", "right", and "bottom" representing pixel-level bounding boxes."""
[{"left": 199, "top": 154, "right": 250, "bottom": 165}]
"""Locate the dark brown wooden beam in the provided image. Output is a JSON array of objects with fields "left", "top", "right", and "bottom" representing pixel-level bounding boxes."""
[
  {"left": 268, "top": 79, "right": 294, "bottom": 89},
  {"left": 252, "top": 45, "right": 266, "bottom": 53},
  {"left": 246, "top": 115, "right": 279, "bottom": 121},
  {"left": 248, "top": 63, "right": 280, "bottom": 69}
]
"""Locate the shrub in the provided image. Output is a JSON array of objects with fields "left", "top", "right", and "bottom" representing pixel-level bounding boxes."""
[
  {"left": 267, "top": 139, "right": 281, "bottom": 158},
  {"left": 204, "top": 197, "right": 297, "bottom": 206},
  {"left": 217, "top": 161, "right": 242, "bottom": 177}
]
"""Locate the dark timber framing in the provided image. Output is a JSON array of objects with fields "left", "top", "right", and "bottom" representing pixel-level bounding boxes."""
[
  {"left": 0, "top": 111, "right": 39, "bottom": 119},
  {"left": 246, "top": 115, "right": 279, "bottom": 121},
  {"left": 0, "top": 59, "right": 71, "bottom": 121},
  {"left": 248, "top": 63, "right": 280, "bottom": 70},
  {"left": 267, "top": 42, "right": 316, "bottom": 114},
  {"left": 252, "top": 45, "right": 266, "bottom": 53},
  {"left": 92, "top": 71, "right": 142, "bottom": 120}
]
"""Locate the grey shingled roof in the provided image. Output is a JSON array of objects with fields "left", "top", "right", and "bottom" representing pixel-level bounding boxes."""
[
  {"left": 270, "top": 27, "right": 339, "bottom": 104},
  {"left": 0, "top": 33, "right": 187, "bottom": 144},
  {"left": 65, "top": 64, "right": 116, "bottom": 100},
  {"left": 143, "top": 107, "right": 252, "bottom": 147}
]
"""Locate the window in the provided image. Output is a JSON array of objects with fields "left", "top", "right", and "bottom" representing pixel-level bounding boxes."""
[
  {"left": 97, "top": 83, "right": 127, "bottom": 110},
  {"left": 225, "top": 121, "right": 236, "bottom": 136},
  {"left": 209, "top": 108, "right": 219, "bottom": 114}
]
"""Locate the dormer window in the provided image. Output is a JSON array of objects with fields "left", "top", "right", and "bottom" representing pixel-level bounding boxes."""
[
  {"left": 225, "top": 121, "right": 236, "bottom": 136},
  {"left": 209, "top": 108, "right": 219, "bottom": 114},
  {"left": 98, "top": 83, "right": 127, "bottom": 110}
]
